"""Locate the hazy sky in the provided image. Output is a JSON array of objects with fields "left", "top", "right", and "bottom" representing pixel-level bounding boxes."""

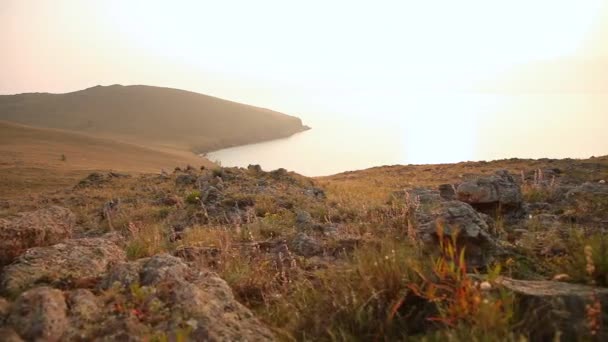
[{"left": 2, "top": 0, "right": 607, "bottom": 116}]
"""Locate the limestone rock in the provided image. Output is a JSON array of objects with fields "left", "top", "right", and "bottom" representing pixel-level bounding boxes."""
[
  {"left": 0, "top": 206, "right": 75, "bottom": 265},
  {"left": 8, "top": 287, "right": 68, "bottom": 342},
  {"left": 291, "top": 232, "right": 323, "bottom": 257},
  {"left": 0, "top": 328, "right": 24, "bottom": 342},
  {"left": 496, "top": 277, "right": 608, "bottom": 340},
  {"left": 417, "top": 200, "right": 500, "bottom": 268},
  {"left": 98, "top": 254, "right": 275, "bottom": 341},
  {"left": 0, "top": 238, "right": 125, "bottom": 296},
  {"left": 456, "top": 170, "right": 523, "bottom": 213}
]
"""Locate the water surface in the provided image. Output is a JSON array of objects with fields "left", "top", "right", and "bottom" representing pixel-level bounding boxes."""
[{"left": 207, "top": 93, "right": 608, "bottom": 176}]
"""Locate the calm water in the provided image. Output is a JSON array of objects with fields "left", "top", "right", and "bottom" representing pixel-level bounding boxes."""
[{"left": 207, "top": 93, "right": 608, "bottom": 176}]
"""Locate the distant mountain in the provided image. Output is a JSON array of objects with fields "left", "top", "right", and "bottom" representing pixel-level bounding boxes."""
[{"left": 0, "top": 85, "right": 309, "bottom": 152}]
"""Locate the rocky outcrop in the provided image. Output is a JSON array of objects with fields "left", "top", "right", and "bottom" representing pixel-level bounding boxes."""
[
  {"left": 0, "top": 206, "right": 75, "bottom": 266},
  {"left": 496, "top": 277, "right": 608, "bottom": 340},
  {"left": 0, "top": 238, "right": 125, "bottom": 296},
  {"left": 0, "top": 296, "right": 10, "bottom": 322},
  {"left": 8, "top": 287, "right": 68, "bottom": 342},
  {"left": 1, "top": 255, "right": 275, "bottom": 341},
  {"left": 562, "top": 182, "right": 608, "bottom": 223},
  {"left": 456, "top": 170, "right": 523, "bottom": 216},
  {"left": 291, "top": 232, "right": 323, "bottom": 257},
  {"left": 100, "top": 254, "right": 275, "bottom": 341},
  {"left": 0, "top": 328, "right": 23, "bottom": 342},
  {"left": 416, "top": 200, "right": 501, "bottom": 268}
]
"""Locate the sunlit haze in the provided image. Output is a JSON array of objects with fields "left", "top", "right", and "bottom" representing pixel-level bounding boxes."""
[{"left": 2, "top": 0, "right": 608, "bottom": 175}]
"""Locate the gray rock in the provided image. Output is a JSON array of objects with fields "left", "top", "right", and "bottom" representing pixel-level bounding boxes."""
[
  {"left": 565, "top": 182, "right": 608, "bottom": 197},
  {"left": 417, "top": 201, "right": 500, "bottom": 268},
  {"left": 0, "top": 296, "right": 10, "bottom": 323},
  {"left": 99, "top": 254, "right": 275, "bottom": 341},
  {"left": 201, "top": 185, "right": 223, "bottom": 204},
  {"left": 139, "top": 254, "right": 189, "bottom": 286},
  {"left": 496, "top": 277, "right": 608, "bottom": 340},
  {"left": 295, "top": 210, "right": 314, "bottom": 231},
  {"left": 75, "top": 172, "right": 108, "bottom": 188},
  {"left": 175, "top": 173, "right": 197, "bottom": 186},
  {"left": 99, "top": 261, "right": 143, "bottom": 290},
  {"left": 392, "top": 188, "right": 441, "bottom": 205},
  {"left": 247, "top": 164, "right": 263, "bottom": 173},
  {"left": 305, "top": 187, "right": 326, "bottom": 199},
  {"left": 0, "top": 238, "right": 126, "bottom": 296},
  {"left": 291, "top": 233, "right": 323, "bottom": 257},
  {"left": 66, "top": 289, "right": 100, "bottom": 322},
  {"left": 63, "top": 289, "right": 101, "bottom": 341},
  {"left": 0, "top": 206, "right": 75, "bottom": 265},
  {"left": 8, "top": 287, "right": 68, "bottom": 342},
  {"left": 438, "top": 184, "right": 457, "bottom": 200},
  {"left": 457, "top": 170, "right": 522, "bottom": 208},
  {"left": 0, "top": 328, "right": 24, "bottom": 342}
]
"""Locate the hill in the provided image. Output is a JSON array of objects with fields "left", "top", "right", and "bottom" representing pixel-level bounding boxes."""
[
  {"left": 0, "top": 120, "right": 212, "bottom": 196},
  {"left": 0, "top": 84, "right": 309, "bottom": 152}
]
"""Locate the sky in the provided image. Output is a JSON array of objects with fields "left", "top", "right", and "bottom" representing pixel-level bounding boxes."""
[
  {"left": 1, "top": 0, "right": 607, "bottom": 116},
  {"left": 3, "top": 0, "right": 608, "bottom": 171}
]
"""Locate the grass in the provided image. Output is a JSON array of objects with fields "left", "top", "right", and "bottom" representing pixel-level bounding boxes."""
[
  {"left": 2, "top": 152, "right": 608, "bottom": 340},
  {"left": 126, "top": 223, "right": 168, "bottom": 260}
]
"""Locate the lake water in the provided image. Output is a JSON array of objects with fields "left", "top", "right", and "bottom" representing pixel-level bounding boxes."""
[{"left": 207, "top": 93, "right": 608, "bottom": 176}]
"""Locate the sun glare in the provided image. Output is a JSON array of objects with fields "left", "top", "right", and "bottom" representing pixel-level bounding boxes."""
[{"left": 97, "top": 0, "right": 604, "bottom": 95}]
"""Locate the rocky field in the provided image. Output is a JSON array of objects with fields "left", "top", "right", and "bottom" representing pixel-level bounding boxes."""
[{"left": 0, "top": 156, "right": 607, "bottom": 341}]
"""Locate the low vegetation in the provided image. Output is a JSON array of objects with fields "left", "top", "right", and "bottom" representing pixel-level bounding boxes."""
[{"left": 1, "top": 156, "right": 608, "bottom": 340}]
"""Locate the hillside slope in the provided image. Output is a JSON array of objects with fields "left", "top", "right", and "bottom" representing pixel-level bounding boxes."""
[
  {"left": 0, "top": 120, "right": 210, "bottom": 172},
  {"left": 0, "top": 84, "right": 309, "bottom": 152}
]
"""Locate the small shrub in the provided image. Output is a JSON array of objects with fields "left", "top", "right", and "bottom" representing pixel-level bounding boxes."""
[
  {"left": 155, "top": 207, "right": 172, "bottom": 219},
  {"left": 552, "top": 228, "right": 608, "bottom": 286},
  {"left": 126, "top": 223, "right": 168, "bottom": 259},
  {"left": 407, "top": 227, "right": 516, "bottom": 338},
  {"left": 211, "top": 167, "right": 224, "bottom": 178},
  {"left": 184, "top": 191, "right": 201, "bottom": 205},
  {"left": 262, "top": 239, "right": 424, "bottom": 340}
]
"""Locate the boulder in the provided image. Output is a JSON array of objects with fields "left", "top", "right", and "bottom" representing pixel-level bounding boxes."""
[
  {"left": 496, "top": 277, "right": 608, "bottom": 340},
  {"left": 0, "top": 328, "right": 23, "bottom": 342},
  {"left": 392, "top": 188, "right": 441, "bottom": 205},
  {"left": 291, "top": 233, "right": 323, "bottom": 257},
  {"left": 99, "top": 261, "right": 143, "bottom": 290},
  {"left": 0, "top": 238, "right": 125, "bottom": 296},
  {"left": 175, "top": 173, "right": 197, "bottom": 186},
  {"left": 456, "top": 170, "right": 523, "bottom": 216},
  {"left": 8, "top": 287, "right": 68, "bottom": 342},
  {"left": 201, "top": 185, "right": 223, "bottom": 204},
  {"left": 305, "top": 187, "right": 326, "bottom": 199},
  {"left": 99, "top": 254, "right": 275, "bottom": 341},
  {"left": 63, "top": 289, "right": 101, "bottom": 341},
  {"left": 0, "top": 296, "right": 10, "bottom": 323},
  {"left": 438, "top": 184, "right": 457, "bottom": 200},
  {"left": 295, "top": 210, "right": 314, "bottom": 230},
  {"left": 562, "top": 182, "right": 608, "bottom": 223},
  {"left": 416, "top": 200, "right": 501, "bottom": 268},
  {"left": 75, "top": 172, "right": 108, "bottom": 188},
  {"left": 247, "top": 164, "right": 263, "bottom": 173},
  {"left": 0, "top": 206, "right": 75, "bottom": 265}
]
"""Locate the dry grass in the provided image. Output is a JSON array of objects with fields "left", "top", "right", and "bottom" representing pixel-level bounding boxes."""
[
  {"left": 0, "top": 120, "right": 212, "bottom": 174},
  {"left": 2, "top": 145, "right": 608, "bottom": 340}
]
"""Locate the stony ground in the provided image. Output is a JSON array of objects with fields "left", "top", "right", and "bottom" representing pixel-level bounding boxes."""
[{"left": 0, "top": 156, "right": 607, "bottom": 341}]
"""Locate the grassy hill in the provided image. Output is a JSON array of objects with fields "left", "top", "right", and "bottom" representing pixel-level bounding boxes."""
[
  {"left": 0, "top": 84, "right": 309, "bottom": 152},
  {"left": 0, "top": 120, "right": 212, "bottom": 197}
]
